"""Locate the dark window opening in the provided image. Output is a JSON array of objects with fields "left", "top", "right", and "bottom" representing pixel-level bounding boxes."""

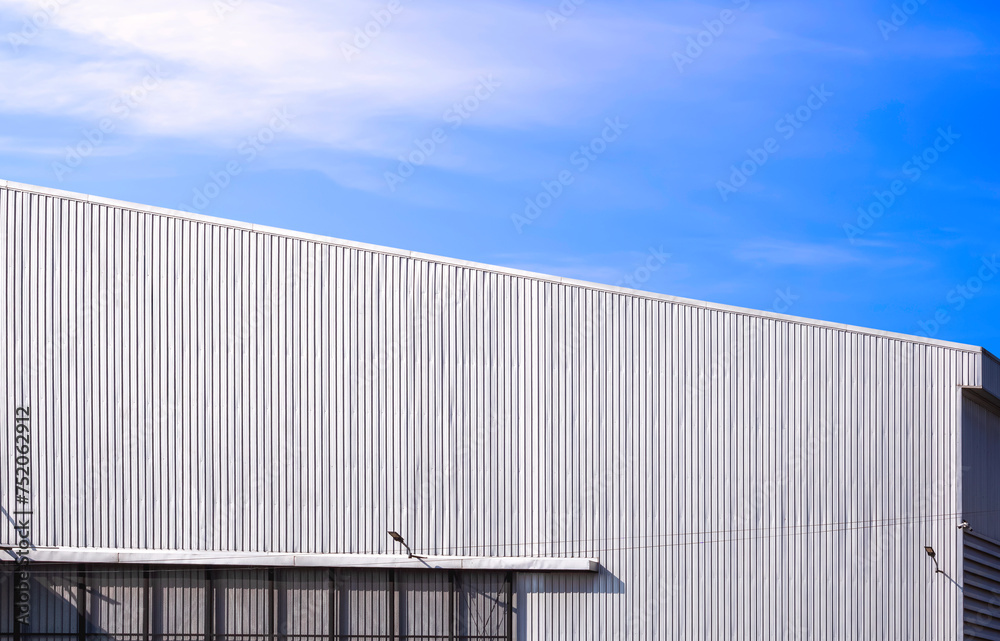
[{"left": 0, "top": 563, "right": 514, "bottom": 640}]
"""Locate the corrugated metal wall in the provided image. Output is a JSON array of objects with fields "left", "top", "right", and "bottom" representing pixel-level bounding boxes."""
[
  {"left": 963, "top": 394, "right": 1000, "bottom": 544},
  {"left": 982, "top": 352, "right": 1000, "bottom": 400},
  {"left": 1, "top": 183, "right": 983, "bottom": 638},
  {"left": 964, "top": 532, "right": 1000, "bottom": 640}
]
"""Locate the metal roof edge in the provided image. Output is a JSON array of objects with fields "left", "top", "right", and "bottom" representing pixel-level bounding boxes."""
[
  {"left": 960, "top": 385, "right": 1000, "bottom": 414},
  {"left": 0, "top": 546, "right": 599, "bottom": 572},
  {"left": 0, "top": 178, "right": 983, "bottom": 354}
]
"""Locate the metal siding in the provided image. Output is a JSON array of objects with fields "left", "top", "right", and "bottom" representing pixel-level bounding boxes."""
[
  {"left": 2, "top": 185, "right": 11, "bottom": 553},
  {"left": 963, "top": 394, "right": 1000, "bottom": 541},
  {"left": 2, "top": 184, "right": 987, "bottom": 638},
  {"left": 964, "top": 532, "right": 1000, "bottom": 640},
  {"left": 983, "top": 351, "right": 1000, "bottom": 399},
  {"left": 88, "top": 567, "right": 145, "bottom": 632}
]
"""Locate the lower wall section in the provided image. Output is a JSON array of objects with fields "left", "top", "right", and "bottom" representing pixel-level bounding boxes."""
[
  {"left": 0, "top": 564, "right": 513, "bottom": 639},
  {"left": 964, "top": 533, "right": 1000, "bottom": 640},
  {"left": 963, "top": 392, "right": 1000, "bottom": 542}
]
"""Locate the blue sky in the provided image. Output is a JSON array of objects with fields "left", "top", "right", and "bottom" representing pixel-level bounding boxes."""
[{"left": 1, "top": 0, "right": 998, "bottom": 348}]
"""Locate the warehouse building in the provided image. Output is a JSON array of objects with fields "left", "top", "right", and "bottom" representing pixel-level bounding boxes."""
[{"left": 1, "top": 179, "right": 999, "bottom": 638}]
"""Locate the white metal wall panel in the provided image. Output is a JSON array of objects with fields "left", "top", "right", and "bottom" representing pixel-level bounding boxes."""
[
  {"left": 281, "top": 569, "right": 328, "bottom": 636},
  {"left": 983, "top": 351, "right": 1000, "bottom": 400},
  {"left": 395, "top": 572, "right": 451, "bottom": 636},
  {"left": 963, "top": 394, "right": 1000, "bottom": 542},
  {"left": 2, "top": 182, "right": 987, "bottom": 638},
  {"left": 157, "top": 569, "right": 207, "bottom": 634},
  {"left": 215, "top": 569, "right": 270, "bottom": 634},
  {"left": 88, "top": 568, "right": 145, "bottom": 633}
]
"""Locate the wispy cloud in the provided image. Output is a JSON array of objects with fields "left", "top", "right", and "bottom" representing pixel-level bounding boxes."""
[
  {"left": 734, "top": 238, "right": 863, "bottom": 266},
  {"left": 495, "top": 249, "right": 688, "bottom": 289},
  {"left": 877, "top": 24, "right": 983, "bottom": 58},
  {"left": 1, "top": 0, "right": 982, "bottom": 180},
  {"left": 0, "top": 0, "right": 673, "bottom": 153}
]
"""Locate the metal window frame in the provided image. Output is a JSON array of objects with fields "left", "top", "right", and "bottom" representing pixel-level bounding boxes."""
[{"left": 3, "top": 563, "right": 515, "bottom": 641}]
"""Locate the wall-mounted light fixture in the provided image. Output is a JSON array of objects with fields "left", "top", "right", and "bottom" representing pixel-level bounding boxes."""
[
  {"left": 387, "top": 530, "right": 425, "bottom": 559},
  {"left": 924, "top": 546, "right": 943, "bottom": 574}
]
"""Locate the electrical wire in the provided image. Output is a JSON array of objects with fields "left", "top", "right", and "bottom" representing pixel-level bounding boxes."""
[
  {"left": 419, "top": 508, "right": 997, "bottom": 556},
  {"left": 1, "top": 508, "right": 995, "bottom": 575}
]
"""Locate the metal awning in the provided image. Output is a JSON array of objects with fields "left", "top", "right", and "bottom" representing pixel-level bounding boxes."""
[{"left": 1, "top": 547, "right": 599, "bottom": 572}]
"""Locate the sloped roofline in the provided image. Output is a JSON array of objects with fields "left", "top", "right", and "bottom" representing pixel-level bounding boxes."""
[{"left": 2, "top": 178, "right": 982, "bottom": 354}]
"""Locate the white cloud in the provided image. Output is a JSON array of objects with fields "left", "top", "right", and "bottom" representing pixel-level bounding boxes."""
[
  {"left": 0, "top": 0, "right": 672, "bottom": 154},
  {"left": 1, "top": 0, "right": 980, "bottom": 179},
  {"left": 733, "top": 238, "right": 863, "bottom": 266},
  {"left": 495, "top": 249, "right": 687, "bottom": 289}
]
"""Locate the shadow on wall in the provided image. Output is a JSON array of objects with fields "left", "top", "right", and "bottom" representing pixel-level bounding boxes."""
[
  {"left": 0, "top": 567, "right": 114, "bottom": 635},
  {"left": 518, "top": 565, "right": 624, "bottom": 596},
  {"left": 515, "top": 566, "right": 626, "bottom": 639}
]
